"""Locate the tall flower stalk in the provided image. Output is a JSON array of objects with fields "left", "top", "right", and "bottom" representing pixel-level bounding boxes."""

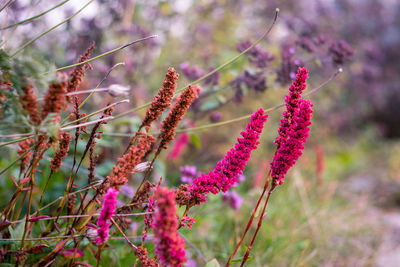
[
  {"left": 151, "top": 187, "right": 186, "bottom": 267},
  {"left": 95, "top": 188, "right": 119, "bottom": 245},
  {"left": 177, "top": 108, "right": 268, "bottom": 207},
  {"left": 228, "top": 67, "right": 314, "bottom": 266}
]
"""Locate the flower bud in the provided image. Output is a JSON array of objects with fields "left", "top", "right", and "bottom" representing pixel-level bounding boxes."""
[
  {"left": 86, "top": 228, "right": 98, "bottom": 244},
  {"left": 133, "top": 161, "right": 152, "bottom": 173}
]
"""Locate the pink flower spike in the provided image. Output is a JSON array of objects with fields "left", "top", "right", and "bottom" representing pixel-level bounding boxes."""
[
  {"left": 95, "top": 187, "right": 119, "bottom": 245},
  {"left": 271, "top": 99, "right": 313, "bottom": 185},
  {"left": 274, "top": 67, "right": 309, "bottom": 148},
  {"left": 168, "top": 132, "right": 189, "bottom": 160},
  {"left": 188, "top": 108, "right": 268, "bottom": 204},
  {"left": 152, "top": 187, "right": 186, "bottom": 267}
]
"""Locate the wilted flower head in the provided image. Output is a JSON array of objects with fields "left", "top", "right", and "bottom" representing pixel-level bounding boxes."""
[
  {"left": 134, "top": 161, "right": 152, "bottom": 173},
  {"left": 107, "top": 84, "right": 130, "bottom": 97}
]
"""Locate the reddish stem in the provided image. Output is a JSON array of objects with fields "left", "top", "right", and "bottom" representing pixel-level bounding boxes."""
[
  {"left": 240, "top": 184, "right": 276, "bottom": 266},
  {"left": 226, "top": 170, "right": 271, "bottom": 266}
]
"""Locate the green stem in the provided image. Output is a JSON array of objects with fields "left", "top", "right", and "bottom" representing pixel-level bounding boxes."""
[
  {"left": 0, "top": 136, "right": 32, "bottom": 148},
  {"left": 1, "top": 0, "right": 70, "bottom": 30},
  {"left": 0, "top": 146, "right": 34, "bottom": 176},
  {"left": 11, "top": 0, "right": 95, "bottom": 57},
  {"left": 44, "top": 36, "right": 156, "bottom": 74},
  {"left": 60, "top": 63, "right": 126, "bottom": 126}
]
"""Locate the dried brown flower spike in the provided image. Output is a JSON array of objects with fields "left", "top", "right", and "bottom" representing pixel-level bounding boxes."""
[
  {"left": 41, "top": 73, "right": 68, "bottom": 120},
  {"left": 141, "top": 68, "right": 179, "bottom": 129},
  {"left": 159, "top": 85, "right": 200, "bottom": 149}
]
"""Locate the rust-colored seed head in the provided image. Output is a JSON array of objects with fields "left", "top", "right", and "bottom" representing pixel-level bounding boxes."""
[
  {"left": 50, "top": 131, "right": 71, "bottom": 172},
  {"left": 66, "top": 42, "right": 95, "bottom": 101},
  {"left": 19, "top": 83, "right": 41, "bottom": 125},
  {"left": 17, "top": 138, "right": 34, "bottom": 173},
  {"left": 159, "top": 85, "right": 200, "bottom": 149},
  {"left": 142, "top": 68, "right": 179, "bottom": 128},
  {"left": 134, "top": 246, "right": 160, "bottom": 267},
  {"left": 41, "top": 73, "right": 68, "bottom": 120},
  {"left": 108, "top": 133, "right": 156, "bottom": 187}
]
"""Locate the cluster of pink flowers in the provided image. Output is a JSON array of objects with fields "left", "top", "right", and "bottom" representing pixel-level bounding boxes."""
[
  {"left": 95, "top": 188, "right": 119, "bottom": 245},
  {"left": 181, "top": 216, "right": 196, "bottom": 229},
  {"left": 271, "top": 67, "right": 313, "bottom": 185},
  {"left": 189, "top": 108, "right": 268, "bottom": 203},
  {"left": 151, "top": 187, "right": 186, "bottom": 267}
]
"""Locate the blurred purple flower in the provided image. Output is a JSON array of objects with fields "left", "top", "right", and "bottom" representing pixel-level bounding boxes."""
[
  {"left": 180, "top": 63, "right": 219, "bottom": 87},
  {"left": 120, "top": 184, "right": 135, "bottom": 198},
  {"left": 296, "top": 36, "right": 316, "bottom": 53},
  {"left": 231, "top": 77, "right": 244, "bottom": 104},
  {"left": 130, "top": 222, "right": 139, "bottom": 231},
  {"left": 180, "top": 62, "right": 204, "bottom": 81},
  {"left": 209, "top": 112, "right": 222, "bottom": 122},
  {"left": 222, "top": 190, "right": 243, "bottom": 210},
  {"left": 230, "top": 71, "right": 267, "bottom": 103},
  {"left": 243, "top": 71, "right": 267, "bottom": 93},
  {"left": 233, "top": 174, "right": 246, "bottom": 187},
  {"left": 180, "top": 165, "right": 199, "bottom": 184},
  {"left": 312, "top": 34, "right": 329, "bottom": 46},
  {"left": 329, "top": 40, "right": 354, "bottom": 65},
  {"left": 236, "top": 40, "right": 274, "bottom": 68},
  {"left": 277, "top": 47, "right": 303, "bottom": 84}
]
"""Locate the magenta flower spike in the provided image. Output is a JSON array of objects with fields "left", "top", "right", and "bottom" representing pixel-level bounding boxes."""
[
  {"left": 189, "top": 108, "right": 268, "bottom": 204},
  {"left": 271, "top": 67, "right": 313, "bottom": 185},
  {"left": 152, "top": 187, "right": 186, "bottom": 267},
  {"left": 95, "top": 187, "right": 119, "bottom": 245}
]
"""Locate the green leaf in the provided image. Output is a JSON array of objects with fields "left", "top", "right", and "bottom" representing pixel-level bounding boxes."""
[
  {"left": 190, "top": 133, "right": 201, "bottom": 149},
  {"left": 230, "top": 256, "right": 254, "bottom": 263},
  {"left": 206, "top": 259, "right": 221, "bottom": 267},
  {"left": 200, "top": 100, "right": 218, "bottom": 111}
]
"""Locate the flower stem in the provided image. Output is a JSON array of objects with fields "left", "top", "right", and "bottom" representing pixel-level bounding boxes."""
[
  {"left": 112, "top": 9, "right": 279, "bottom": 121},
  {"left": 0, "top": 0, "right": 70, "bottom": 30},
  {"left": 11, "top": 0, "right": 95, "bottom": 57}
]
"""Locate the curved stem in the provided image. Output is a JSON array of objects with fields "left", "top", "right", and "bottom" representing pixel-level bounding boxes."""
[
  {"left": 1, "top": 0, "right": 70, "bottom": 30},
  {"left": 11, "top": 0, "right": 95, "bottom": 57},
  {"left": 112, "top": 9, "right": 279, "bottom": 121},
  {"left": 47, "top": 36, "right": 156, "bottom": 74}
]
